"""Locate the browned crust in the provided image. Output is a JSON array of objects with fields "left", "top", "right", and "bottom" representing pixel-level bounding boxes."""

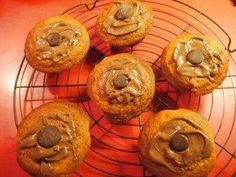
[
  {"left": 16, "top": 102, "right": 91, "bottom": 177},
  {"left": 25, "top": 15, "right": 90, "bottom": 73},
  {"left": 96, "top": 0, "right": 153, "bottom": 47},
  {"left": 161, "top": 33, "right": 229, "bottom": 95},
  {"left": 138, "top": 109, "right": 216, "bottom": 177},
  {"left": 87, "top": 53, "right": 155, "bottom": 123}
]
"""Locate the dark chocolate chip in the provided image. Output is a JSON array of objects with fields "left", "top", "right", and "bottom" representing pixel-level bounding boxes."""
[
  {"left": 187, "top": 50, "right": 205, "bottom": 65},
  {"left": 115, "top": 6, "right": 131, "bottom": 20},
  {"left": 169, "top": 133, "right": 189, "bottom": 152},
  {"left": 37, "top": 125, "right": 61, "bottom": 148},
  {"left": 112, "top": 74, "right": 129, "bottom": 89},
  {"left": 46, "top": 33, "right": 61, "bottom": 47}
]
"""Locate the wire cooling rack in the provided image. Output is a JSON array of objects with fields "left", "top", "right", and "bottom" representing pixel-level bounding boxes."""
[{"left": 13, "top": 0, "right": 236, "bottom": 176}]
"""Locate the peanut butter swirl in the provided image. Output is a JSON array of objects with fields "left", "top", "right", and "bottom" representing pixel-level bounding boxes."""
[
  {"left": 149, "top": 118, "right": 213, "bottom": 175},
  {"left": 19, "top": 113, "right": 77, "bottom": 175},
  {"left": 174, "top": 37, "right": 223, "bottom": 82},
  {"left": 103, "top": 1, "right": 144, "bottom": 36},
  {"left": 99, "top": 58, "right": 146, "bottom": 104},
  {"left": 35, "top": 22, "right": 81, "bottom": 62}
]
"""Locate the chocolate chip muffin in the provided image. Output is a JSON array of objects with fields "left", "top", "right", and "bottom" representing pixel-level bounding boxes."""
[
  {"left": 25, "top": 15, "right": 90, "bottom": 73},
  {"left": 161, "top": 33, "right": 229, "bottom": 95},
  {"left": 16, "top": 102, "right": 91, "bottom": 177},
  {"left": 138, "top": 109, "right": 216, "bottom": 177},
  {"left": 96, "top": 0, "right": 153, "bottom": 47},
  {"left": 87, "top": 53, "right": 155, "bottom": 123}
]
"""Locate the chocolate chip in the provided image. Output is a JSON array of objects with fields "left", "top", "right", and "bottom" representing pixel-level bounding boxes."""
[
  {"left": 170, "top": 133, "right": 189, "bottom": 152},
  {"left": 115, "top": 6, "right": 131, "bottom": 20},
  {"left": 37, "top": 125, "right": 61, "bottom": 148},
  {"left": 46, "top": 33, "right": 61, "bottom": 47},
  {"left": 187, "top": 50, "right": 205, "bottom": 65},
  {"left": 112, "top": 74, "right": 129, "bottom": 89}
]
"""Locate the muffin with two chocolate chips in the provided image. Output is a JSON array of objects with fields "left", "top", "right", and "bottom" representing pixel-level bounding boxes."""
[
  {"left": 161, "top": 33, "right": 229, "bottom": 95},
  {"left": 25, "top": 15, "right": 90, "bottom": 73},
  {"left": 87, "top": 53, "right": 155, "bottom": 123},
  {"left": 96, "top": 0, "right": 153, "bottom": 47},
  {"left": 138, "top": 109, "right": 216, "bottom": 177},
  {"left": 16, "top": 102, "right": 91, "bottom": 177}
]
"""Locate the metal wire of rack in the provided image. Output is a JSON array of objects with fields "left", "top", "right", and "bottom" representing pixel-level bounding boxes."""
[{"left": 13, "top": 0, "right": 236, "bottom": 176}]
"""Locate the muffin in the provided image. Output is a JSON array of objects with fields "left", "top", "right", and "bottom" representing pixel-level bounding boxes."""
[
  {"left": 16, "top": 102, "right": 91, "bottom": 177},
  {"left": 161, "top": 33, "right": 229, "bottom": 95},
  {"left": 25, "top": 15, "right": 90, "bottom": 73},
  {"left": 96, "top": 0, "right": 153, "bottom": 47},
  {"left": 138, "top": 109, "right": 216, "bottom": 177},
  {"left": 87, "top": 53, "right": 155, "bottom": 123}
]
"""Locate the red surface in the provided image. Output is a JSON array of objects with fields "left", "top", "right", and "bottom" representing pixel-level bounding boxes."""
[{"left": 0, "top": 0, "right": 236, "bottom": 177}]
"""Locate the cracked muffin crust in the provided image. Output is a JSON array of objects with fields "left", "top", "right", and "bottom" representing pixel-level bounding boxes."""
[
  {"left": 87, "top": 53, "right": 155, "bottom": 123},
  {"left": 138, "top": 109, "right": 216, "bottom": 177},
  {"left": 96, "top": 0, "right": 153, "bottom": 47},
  {"left": 161, "top": 33, "right": 229, "bottom": 95},
  {"left": 25, "top": 15, "right": 90, "bottom": 73},
  {"left": 16, "top": 102, "right": 91, "bottom": 177}
]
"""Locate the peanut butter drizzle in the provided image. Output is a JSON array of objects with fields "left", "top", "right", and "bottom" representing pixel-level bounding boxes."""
[
  {"left": 149, "top": 118, "right": 213, "bottom": 175},
  {"left": 103, "top": 1, "right": 144, "bottom": 36},
  {"left": 99, "top": 58, "right": 146, "bottom": 104},
  {"left": 35, "top": 22, "right": 81, "bottom": 62},
  {"left": 19, "top": 113, "right": 77, "bottom": 175},
  {"left": 174, "top": 37, "right": 223, "bottom": 82}
]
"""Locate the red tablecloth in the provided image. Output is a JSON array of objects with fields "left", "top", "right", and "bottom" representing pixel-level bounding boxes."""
[{"left": 0, "top": 0, "right": 236, "bottom": 177}]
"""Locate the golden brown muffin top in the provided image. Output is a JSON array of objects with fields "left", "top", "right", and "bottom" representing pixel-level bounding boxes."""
[
  {"left": 35, "top": 22, "right": 81, "bottom": 62},
  {"left": 18, "top": 112, "right": 77, "bottom": 175},
  {"left": 149, "top": 117, "right": 213, "bottom": 175},
  {"left": 102, "top": 0, "right": 146, "bottom": 36},
  {"left": 174, "top": 37, "right": 224, "bottom": 82},
  {"left": 98, "top": 58, "right": 148, "bottom": 105}
]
